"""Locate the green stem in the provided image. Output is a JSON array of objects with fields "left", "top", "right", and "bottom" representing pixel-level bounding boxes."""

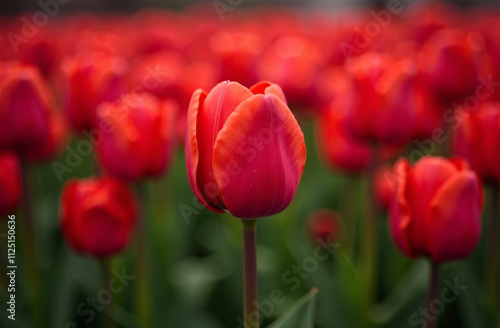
[
  {"left": 100, "top": 259, "right": 115, "bottom": 328},
  {"left": 242, "top": 219, "right": 259, "bottom": 328},
  {"left": 362, "top": 150, "right": 380, "bottom": 304},
  {"left": 20, "top": 157, "right": 43, "bottom": 326},
  {"left": 486, "top": 184, "right": 499, "bottom": 322},
  {"left": 134, "top": 182, "right": 151, "bottom": 325},
  {"left": 426, "top": 261, "right": 440, "bottom": 328}
]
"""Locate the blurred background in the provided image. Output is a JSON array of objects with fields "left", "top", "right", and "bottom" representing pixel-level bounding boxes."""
[{"left": 0, "top": 0, "right": 499, "bottom": 328}]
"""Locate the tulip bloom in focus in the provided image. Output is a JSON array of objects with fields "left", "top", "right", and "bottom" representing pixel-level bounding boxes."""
[
  {"left": 60, "top": 177, "right": 137, "bottom": 258},
  {"left": 186, "top": 81, "right": 306, "bottom": 218},
  {"left": 390, "top": 156, "right": 482, "bottom": 263},
  {"left": 0, "top": 153, "right": 22, "bottom": 215},
  {"left": 95, "top": 93, "right": 177, "bottom": 181},
  {"left": 454, "top": 102, "right": 500, "bottom": 185},
  {"left": 0, "top": 62, "right": 53, "bottom": 154},
  {"left": 61, "top": 51, "right": 127, "bottom": 131}
]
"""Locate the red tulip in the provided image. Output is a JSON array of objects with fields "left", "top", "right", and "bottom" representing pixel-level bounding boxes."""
[
  {"left": 0, "top": 62, "right": 53, "bottom": 154},
  {"left": 454, "top": 102, "right": 500, "bottom": 185},
  {"left": 95, "top": 93, "right": 177, "bottom": 181},
  {"left": 374, "top": 164, "right": 396, "bottom": 211},
  {"left": 390, "top": 156, "right": 483, "bottom": 263},
  {"left": 418, "top": 29, "right": 486, "bottom": 105},
  {"left": 307, "top": 209, "right": 341, "bottom": 245},
  {"left": 345, "top": 53, "right": 418, "bottom": 146},
  {"left": 257, "top": 36, "right": 326, "bottom": 111},
  {"left": 315, "top": 69, "right": 371, "bottom": 173},
  {"left": 27, "top": 113, "right": 69, "bottom": 162},
  {"left": 0, "top": 153, "right": 22, "bottom": 215},
  {"left": 186, "top": 81, "right": 306, "bottom": 218},
  {"left": 60, "top": 51, "right": 127, "bottom": 132},
  {"left": 60, "top": 177, "right": 137, "bottom": 258}
]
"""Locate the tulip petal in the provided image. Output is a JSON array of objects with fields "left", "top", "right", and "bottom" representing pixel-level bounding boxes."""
[
  {"left": 249, "top": 81, "right": 287, "bottom": 104},
  {"left": 196, "top": 81, "right": 253, "bottom": 210},
  {"left": 212, "top": 94, "right": 305, "bottom": 218},
  {"left": 427, "top": 170, "right": 482, "bottom": 263},
  {"left": 389, "top": 158, "right": 417, "bottom": 258},
  {"left": 185, "top": 89, "right": 224, "bottom": 213}
]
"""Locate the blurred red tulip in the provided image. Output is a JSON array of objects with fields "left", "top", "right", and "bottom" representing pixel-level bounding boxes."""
[
  {"left": 0, "top": 153, "right": 22, "bottom": 215},
  {"left": 454, "top": 102, "right": 500, "bottom": 185},
  {"left": 27, "top": 113, "right": 69, "bottom": 162},
  {"left": 345, "top": 53, "right": 418, "bottom": 146},
  {"left": 307, "top": 209, "right": 341, "bottom": 245},
  {"left": 186, "top": 81, "right": 306, "bottom": 218},
  {"left": 374, "top": 164, "right": 396, "bottom": 211},
  {"left": 60, "top": 51, "right": 127, "bottom": 132},
  {"left": 390, "top": 156, "right": 483, "bottom": 263},
  {"left": 95, "top": 93, "right": 176, "bottom": 181},
  {"left": 315, "top": 69, "right": 371, "bottom": 174},
  {"left": 418, "top": 29, "right": 486, "bottom": 105},
  {"left": 0, "top": 62, "right": 53, "bottom": 154},
  {"left": 60, "top": 177, "right": 137, "bottom": 258},
  {"left": 257, "top": 36, "right": 326, "bottom": 111}
]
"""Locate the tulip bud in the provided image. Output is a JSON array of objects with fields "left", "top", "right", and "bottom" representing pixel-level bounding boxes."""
[
  {"left": 454, "top": 102, "right": 500, "bottom": 185},
  {"left": 345, "top": 53, "right": 418, "bottom": 146},
  {"left": 26, "top": 113, "right": 69, "bottom": 162},
  {"left": 60, "top": 177, "right": 137, "bottom": 258},
  {"left": 307, "top": 209, "right": 341, "bottom": 246},
  {"left": 0, "top": 62, "right": 54, "bottom": 154},
  {"left": 374, "top": 164, "right": 396, "bottom": 211},
  {"left": 418, "top": 29, "right": 486, "bottom": 105},
  {"left": 0, "top": 153, "right": 22, "bottom": 215},
  {"left": 60, "top": 51, "right": 127, "bottom": 132},
  {"left": 95, "top": 93, "right": 177, "bottom": 181},
  {"left": 186, "top": 81, "right": 306, "bottom": 218},
  {"left": 390, "top": 156, "right": 483, "bottom": 263}
]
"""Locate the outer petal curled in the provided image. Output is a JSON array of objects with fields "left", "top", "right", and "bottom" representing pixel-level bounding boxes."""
[
  {"left": 185, "top": 89, "right": 223, "bottom": 213},
  {"left": 212, "top": 94, "right": 305, "bottom": 218},
  {"left": 427, "top": 171, "right": 482, "bottom": 263},
  {"left": 389, "top": 158, "right": 417, "bottom": 259}
]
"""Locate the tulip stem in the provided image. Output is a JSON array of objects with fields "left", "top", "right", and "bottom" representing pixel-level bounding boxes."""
[
  {"left": 426, "top": 261, "right": 440, "bottom": 328},
  {"left": 100, "top": 259, "right": 115, "bottom": 328},
  {"left": 135, "top": 182, "right": 151, "bottom": 325},
  {"left": 242, "top": 218, "right": 259, "bottom": 328},
  {"left": 486, "top": 184, "right": 500, "bottom": 322},
  {"left": 362, "top": 149, "right": 380, "bottom": 304},
  {"left": 19, "top": 158, "right": 43, "bottom": 326}
]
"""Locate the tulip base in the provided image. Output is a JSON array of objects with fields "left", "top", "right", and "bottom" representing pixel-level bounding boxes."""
[
  {"left": 242, "top": 218, "right": 259, "bottom": 328},
  {"left": 486, "top": 184, "right": 500, "bottom": 323},
  {"left": 426, "top": 261, "right": 440, "bottom": 328}
]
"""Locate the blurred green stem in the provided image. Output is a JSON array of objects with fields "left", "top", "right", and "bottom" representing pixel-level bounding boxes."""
[
  {"left": 100, "top": 259, "right": 115, "bottom": 328},
  {"left": 362, "top": 150, "right": 379, "bottom": 304},
  {"left": 486, "top": 184, "right": 499, "bottom": 322},
  {"left": 426, "top": 261, "right": 440, "bottom": 328},
  {"left": 242, "top": 218, "right": 259, "bottom": 328},
  {"left": 20, "top": 157, "right": 43, "bottom": 326},
  {"left": 135, "top": 182, "right": 151, "bottom": 325}
]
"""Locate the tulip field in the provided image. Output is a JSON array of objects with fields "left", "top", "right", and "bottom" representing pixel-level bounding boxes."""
[{"left": 0, "top": 1, "right": 500, "bottom": 328}]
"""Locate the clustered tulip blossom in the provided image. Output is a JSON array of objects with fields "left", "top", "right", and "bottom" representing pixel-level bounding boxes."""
[
  {"left": 390, "top": 156, "right": 483, "bottom": 263},
  {"left": 60, "top": 177, "right": 137, "bottom": 258},
  {"left": 95, "top": 93, "right": 177, "bottom": 181}
]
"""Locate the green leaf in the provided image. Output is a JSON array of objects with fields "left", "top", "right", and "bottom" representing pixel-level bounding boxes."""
[{"left": 267, "top": 288, "right": 318, "bottom": 328}]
